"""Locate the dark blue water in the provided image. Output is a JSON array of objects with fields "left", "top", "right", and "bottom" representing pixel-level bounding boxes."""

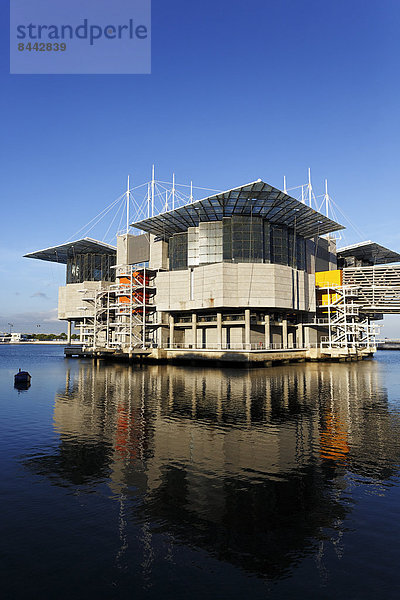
[{"left": 1, "top": 345, "right": 400, "bottom": 599}]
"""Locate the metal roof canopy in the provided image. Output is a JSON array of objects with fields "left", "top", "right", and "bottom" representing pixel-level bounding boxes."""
[
  {"left": 24, "top": 237, "right": 116, "bottom": 264},
  {"left": 337, "top": 240, "right": 400, "bottom": 265},
  {"left": 131, "top": 179, "right": 345, "bottom": 239}
]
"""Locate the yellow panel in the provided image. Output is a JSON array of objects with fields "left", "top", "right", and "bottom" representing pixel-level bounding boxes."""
[
  {"left": 319, "top": 292, "right": 341, "bottom": 307},
  {"left": 315, "top": 269, "right": 342, "bottom": 288}
]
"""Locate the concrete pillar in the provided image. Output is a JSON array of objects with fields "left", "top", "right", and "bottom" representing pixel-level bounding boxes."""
[
  {"left": 169, "top": 314, "right": 174, "bottom": 348},
  {"left": 282, "top": 318, "right": 288, "bottom": 349},
  {"left": 157, "top": 320, "right": 164, "bottom": 348},
  {"left": 191, "top": 313, "right": 197, "bottom": 349},
  {"left": 217, "top": 312, "right": 222, "bottom": 349},
  {"left": 304, "top": 325, "right": 310, "bottom": 348},
  {"left": 245, "top": 309, "right": 251, "bottom": 349},
  {"left": 296, "top": 324, "right": 303, "bottom": 348},
  {"left": 264, "top": 314, "right": 270, "bottom": 349},
  {"left": 67, "top": 321, "right": 72, "bottom": 345}
]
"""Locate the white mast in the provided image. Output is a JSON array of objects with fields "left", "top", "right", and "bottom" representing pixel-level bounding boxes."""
[
  {"left": 283, "top": 175, "right": 287, "bottom": 194},
  {"left": 126, "top": 175, "right": 130, "bottom": 234},
  {"left": 151, "top": 164, "right": 155, "bottom": 217},
  {"left": 324, "top": 179, "right": 329, "bottom": 218},
  {"left": 190, "top": 180, "right": 193, "bottom": 203},
  {"left": 308, "top": 168, "right": 312, "bottom": 208},
  {"left": 172, "top": 172, "right": 175, "bottom": 210},
  {"left": 147, "top": 183, "right": 150, "bottom": 218}
]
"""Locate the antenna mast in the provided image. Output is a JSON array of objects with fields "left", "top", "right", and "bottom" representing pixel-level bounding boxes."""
[
  {"left": 126, "top": 175, "right": 130, "bottom": 234},
  {"left": 324, "top": 179, "right": 329, "bottom": 218},
  {"left": 172, "top": 173, "right": 175, "bottom": 210},
  {"left": 283, "top": 175, "right": 287, "bottom": 193},
  {"left": 308, "top": 168, "right": 312, "bottom": 208},
  {"left": 151, "top": 165, "right": 155, "bottom": 217}
]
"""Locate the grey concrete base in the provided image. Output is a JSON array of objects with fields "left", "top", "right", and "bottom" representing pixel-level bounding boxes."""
[{"left": 64, "top": 345, "right": 376, "bottom": 365}]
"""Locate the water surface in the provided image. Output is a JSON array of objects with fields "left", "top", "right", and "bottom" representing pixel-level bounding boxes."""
[{"left": 1, "top": 345, "right": 400, "bottom": 599}]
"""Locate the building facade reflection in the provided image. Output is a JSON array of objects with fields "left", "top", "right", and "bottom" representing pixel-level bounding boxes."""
[{"left": 25, "top": 359, "right": 400, "bottom": 580}]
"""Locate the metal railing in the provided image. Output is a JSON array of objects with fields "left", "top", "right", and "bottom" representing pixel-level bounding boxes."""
[{"left": 163, "top": 342, "right": 304, "bottom": 351}]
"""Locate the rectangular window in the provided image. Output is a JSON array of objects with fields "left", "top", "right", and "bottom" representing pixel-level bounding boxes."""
[
  {"left": 263, "top": 221, "right": 270, "bottom": 263},
  {"left": 230, "top": 216, "right": 263, "bottom": 263},
  {"left": 66, "top": 253, "right": 115, "bottom": 283},
  {"left": 169, "top": 233, "right": 188, "bottom": 271},
  {"left": 296, "top": 237, "right": 306, "bottom": 271},
  {"left": 271, "top": 226, "right": 288, "bottom": 265}
]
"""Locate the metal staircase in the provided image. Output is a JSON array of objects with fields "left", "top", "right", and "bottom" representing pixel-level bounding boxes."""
[{"left": 317, "top": 283, "right": 379, "bottom": 349}]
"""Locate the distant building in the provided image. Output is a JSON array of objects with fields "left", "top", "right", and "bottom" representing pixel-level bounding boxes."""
[{"left": 10, "top": 333, "right": 29, "bottom": 342}]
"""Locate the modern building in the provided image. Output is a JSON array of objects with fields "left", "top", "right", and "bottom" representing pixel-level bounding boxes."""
[{"left": 25, "top": 179, "right": 400, "bottom": 362}]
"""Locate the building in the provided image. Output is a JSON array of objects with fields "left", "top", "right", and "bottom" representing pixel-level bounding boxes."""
[
  {"left": 24, "top": 179, "right": 400, "bottom": 363},
  {"left": 10, "top": 333, "right": 30, "bottom": 343}
]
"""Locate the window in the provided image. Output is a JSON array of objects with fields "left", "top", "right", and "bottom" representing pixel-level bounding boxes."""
[
  {"left": 66, "top": 253, "right": 116, "bottom": 284},
  {"left": 224, "top": 216, "right": 263, "bottom": 263},
  {"left": 271, "top": 226, "right": 288, "bottom": 265},
  {"left": 169, "top": 233, "right": 188, "bottom": 271}
]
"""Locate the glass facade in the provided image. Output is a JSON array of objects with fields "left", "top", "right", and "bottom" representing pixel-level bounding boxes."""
[
  {"left": 169, "top": 233, "right": 188, "bottom": 271},
  {"left": 66, "top": 253, "right": 116, "bottom": 284},
  {"left": 198, "top": 222, "right": 223, "bottom": 264},
  {"left": 223, "top": 216, "right": 264, "bottom": 263},
  {"left": 169, "top": 216, "right": 309, "bottom": 272},
  {"left": 270, "top": 225, "right": 288, "bottom": 266}
]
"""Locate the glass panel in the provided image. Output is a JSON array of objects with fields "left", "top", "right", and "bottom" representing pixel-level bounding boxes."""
[
  {"left": 296, "top": 237, "right": 306, "bottom": 271},
  {"left": 169, "top": 233, "right": 188, "bottom": 271},
  {"left": 66, "top": 253, "right": 116, "bottom": 283},
  {"left": 271, "top": 226, "right": 288, "bottom": 266},
  {"left": 229, "top": 216, "right": 263, "bottom": 263},
  {"left": 263, "top": 221, "right": 270, "bottom": 263}
]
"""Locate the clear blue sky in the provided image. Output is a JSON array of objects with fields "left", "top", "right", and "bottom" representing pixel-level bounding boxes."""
[{"left": 1, "top": 0, "right": 400, "bottom": 334}]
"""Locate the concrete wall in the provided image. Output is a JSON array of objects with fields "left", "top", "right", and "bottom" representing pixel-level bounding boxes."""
[
  {"left": 58, "top": 281, "right": 113, "bottom": 320},
  {"left": 149, "top": 235, "right": 169, "bottom": 270},
  {"left": 117, "top": 233, "right": 150, "bottom": 265},
  {"left": 155, "top": 263, "right": 316, "bottom": 313}
]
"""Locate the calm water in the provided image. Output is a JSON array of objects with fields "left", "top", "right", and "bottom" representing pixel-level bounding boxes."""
[{"left": 1, "top": 346, "right": 400, "bottom": 599}]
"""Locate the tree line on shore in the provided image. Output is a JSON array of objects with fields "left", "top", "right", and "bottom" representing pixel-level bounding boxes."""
[{"left": 1, "top": 333, "right": 80, "bottom": 341}]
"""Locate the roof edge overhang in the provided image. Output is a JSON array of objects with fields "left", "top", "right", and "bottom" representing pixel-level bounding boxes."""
[
  {"left": 130, "top": 179, "right": 345, "bottom": 240},
  {"left": 24, "top": 237, "right": 117, "bottom": 264},
  {"left": 337, "top": 240, "right": 400, "bottom": 264}
]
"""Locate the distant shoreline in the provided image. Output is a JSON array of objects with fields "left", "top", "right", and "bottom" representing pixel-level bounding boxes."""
[{"left": 0, "top": 341, "right": 80, "bottom": 346}]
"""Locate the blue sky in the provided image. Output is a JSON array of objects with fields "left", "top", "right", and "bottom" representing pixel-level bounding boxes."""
[{"left": 1, "top": 0, "right": 400, "bottom": 334}]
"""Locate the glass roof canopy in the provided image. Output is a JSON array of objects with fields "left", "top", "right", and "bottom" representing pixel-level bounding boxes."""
[
  {"left": 131, "top": 180, "right": 345, "bottom": 239},
  {"left": 24, "top": 237, "right": 116, "bottom": 264},
  {"left": 337, "top": 241, "right": 400, "bottom": 264}
]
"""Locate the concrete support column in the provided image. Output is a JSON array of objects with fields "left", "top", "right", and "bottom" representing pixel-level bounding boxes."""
[
  {"left": 169, "top": 314, "right": 175, "bottom": 348},
  {"left": 191, "top": 313, "right": 197, "bottom": 349},
  {"left": 217, "top": 312, "right": 222, "bottom": 349},
  {"left": 264, "top": 314, "right": 270, "bottom": 349},
  {"left": 282, "top": 318, "right": 288, "bottom": 349},
  {"left": 304, "top": 325, "right": 310, "bottom": 348},
  {"left": 67, "top": 321, "right": 72, "bottom": 345},
  {"left": 296, "top": 324, "right": 303, "bottom": 348},
  {"left": 157, "top": 317, "right": 164, "bottom": 348},
  {"left": 245, "top": 309, "right": 251, "bottom": 349}
]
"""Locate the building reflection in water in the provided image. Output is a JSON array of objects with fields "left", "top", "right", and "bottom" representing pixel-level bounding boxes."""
[{"left": 23, "top": 359, "right": 400, "bottom": 582}]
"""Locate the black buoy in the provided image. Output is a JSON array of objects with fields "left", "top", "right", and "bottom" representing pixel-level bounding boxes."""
[{"left": 14, "top": 368, "right": 31, "bottom": 388}]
